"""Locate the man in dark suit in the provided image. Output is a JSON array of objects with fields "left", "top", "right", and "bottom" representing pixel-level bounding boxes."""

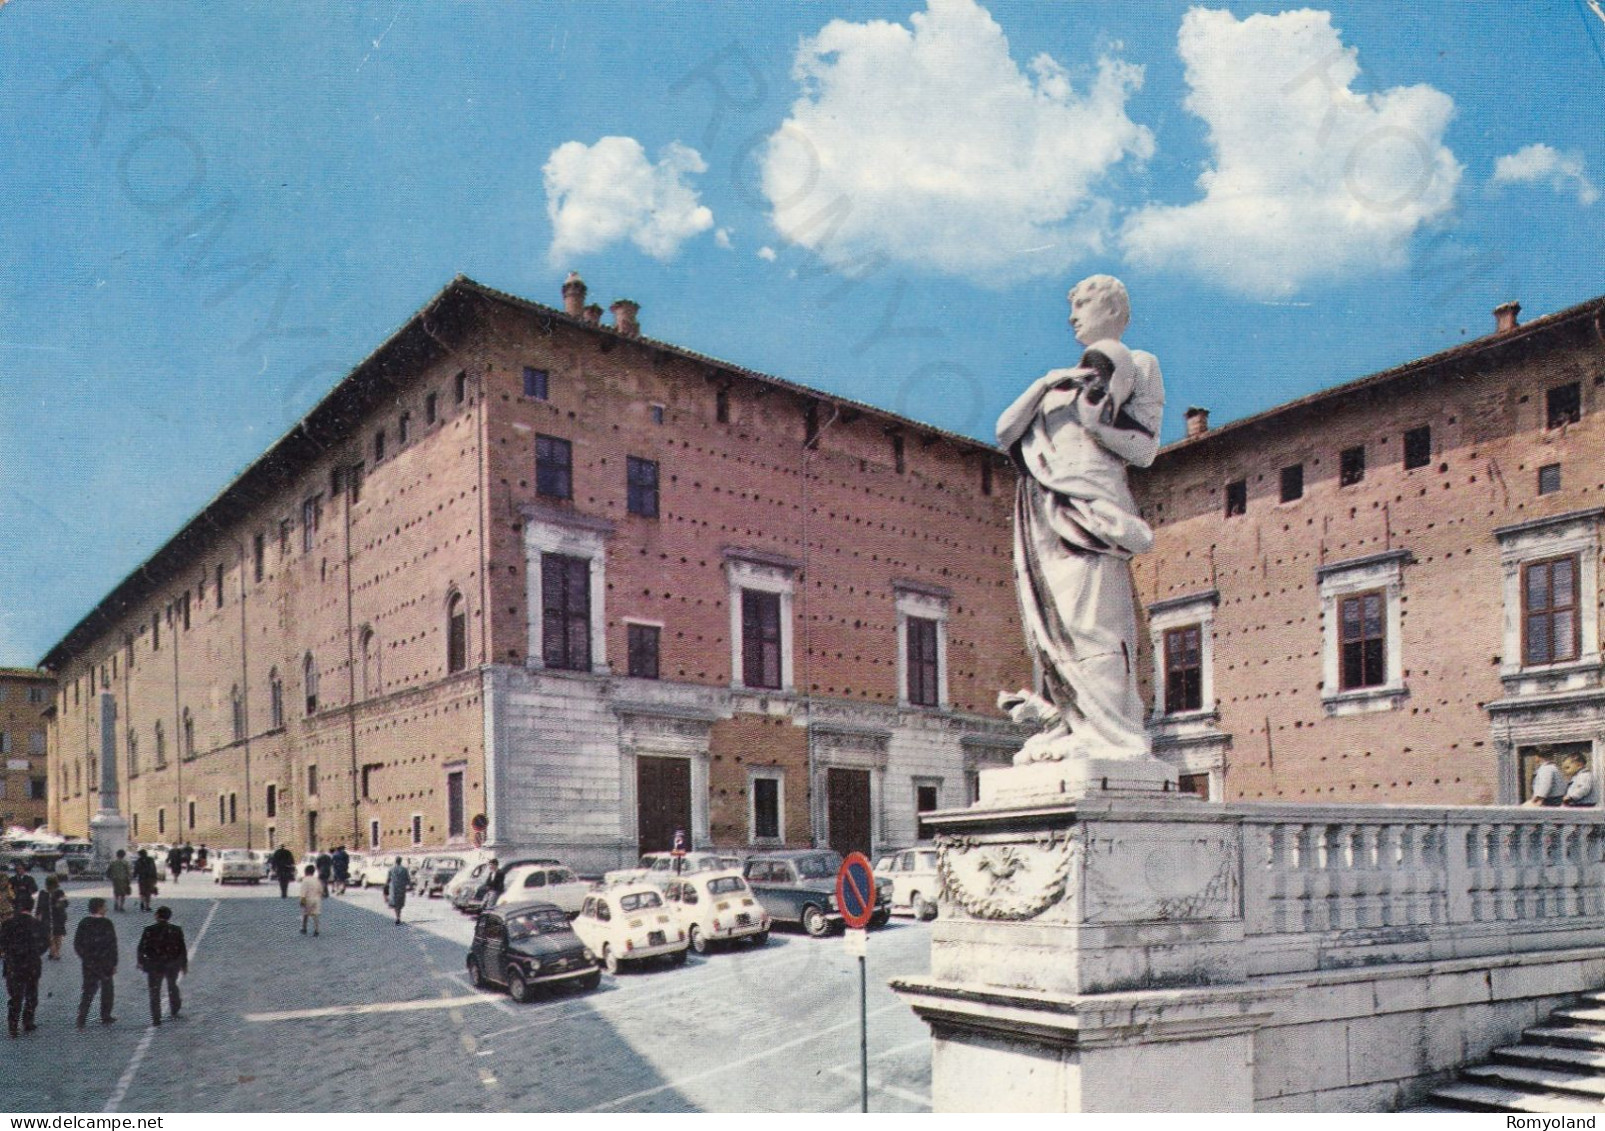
[
  {"left": 74, "top": 896, "right": 118, "bottom": 1027},
  {"left": 136, "top": 906, "right": 188, "bottom": 1025},
  {"left": 0, "top": 894, "right": 49, "bottom": 1036}
]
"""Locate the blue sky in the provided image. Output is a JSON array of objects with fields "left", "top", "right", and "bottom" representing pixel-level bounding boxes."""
[{"left": 2, "top": 0, "right": 1601, "bottom": 667}]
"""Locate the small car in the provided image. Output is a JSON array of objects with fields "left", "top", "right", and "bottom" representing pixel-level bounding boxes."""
[
  {"left": 213, "top": 848, "right": 266, "bottom": 885},
  {"left": 744, "top": 849, "right": 890, "bottom": 937},
  {"left": 664, "top": 871, "right": 770, "bottom": 953},
  {"left": 467, "top": 900, "right": 601, "bottom": 1001},
  {"left": 359, "top": 856, "right": 402, "bottom": 888},
  {"left": 450, "top": 857, "right": 561, "bottom": 914},
  {"left": 55, "top": 841, "right": 95, "bottom": 877},
  {"left": 603, "top": 850, "right": 743, "bottom": 888},
  {"left": 882, "top": 846, "right": 942, "bottom": 920},
  {"left": 496, "top": 862, "right": 592, "bottom": 916},
  {"left": 419, "top": 855, "right": 468, "bottom": 897},
  {"left": 572, "top": 884, "right": 688, "bottom": 974}
]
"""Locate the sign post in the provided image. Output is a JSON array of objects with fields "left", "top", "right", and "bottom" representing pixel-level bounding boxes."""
[{"left": 836, "top": 852, "right": 877, "bottom": 1113}]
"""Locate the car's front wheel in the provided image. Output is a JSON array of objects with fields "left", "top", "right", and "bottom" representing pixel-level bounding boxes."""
[
  {"left": 802, "top": 905, "right": 831, "bottom": 938},
  {"left": 578, "top": 969, "right": 601, "bottom": 992},
  {"left": 508, "top": 968, "right": 534, "bottom": 1003},
  {"left": 689, "top": 925, "right": 707, "bottom": 955},
  {"left": 467, "top": 956, "right": 486, "bottom": 989},
  {"left": 751, "top": 930, "right": 769, "bottom": 947},
  {"left": 602, "top": 945, "right": 620, "bottom": 975}
]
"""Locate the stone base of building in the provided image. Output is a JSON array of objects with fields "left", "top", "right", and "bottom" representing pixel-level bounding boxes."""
[{"left": 88, "top": 811, "right": 129, "bottom": 869}]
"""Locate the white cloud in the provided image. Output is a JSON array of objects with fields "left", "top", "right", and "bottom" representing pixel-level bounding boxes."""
[
  {"left": 1492, "top": 143, "right": 1598, "bottom": 206},
  {"left": 757, "top": 246, "right": 777, "bottom": 262},
  {"left": 1120, "top": 9, "right": 1461, "bottom": 299},
  {"left": 544, "top": 136, "right": 715, "bottom": 264},
  {"left": 714, "top": 228, "right": 733, "bottom": 249},
  {"left": 757, "top": 0, "right": 1152, "bottom": 281}
]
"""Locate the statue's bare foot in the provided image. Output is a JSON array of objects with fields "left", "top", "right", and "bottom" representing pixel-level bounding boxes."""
[
  {"left": 998, "top": 688, "right": 1058, "bottom": 727},
  {"left": 1014, "top": 719, "right": 1072, "bottom": 765}
]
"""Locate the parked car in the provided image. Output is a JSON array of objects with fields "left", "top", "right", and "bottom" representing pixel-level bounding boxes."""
[
  {"left": 664, "top": 870, "right": 769, "bottom": 953},
  {"left": 496, "top": 862, "right": 591, "bottom": 915},
  {"left": 603, "top": 850, "right": 743, "bottom": 888},
  {"left": 572, "top": 884, "right": 688, "bottom": 974},
  {"left": 417, "top": 855, "right": 470, "bottom": 898},
  {"left": 466, "top": 900, "right": 601, "bottom": 1001},
  {"left": 213, "top": 848, "right": 266, "bottom": 885},
  {"left": 358, "top": 855, "right": 397, "bottom": 888},
  {"left": 55, "top": 841, "right": 95, "bottom": 876},
  {"left": 450, "top": 857, "right": 561, "bottom": 914},
  {"left": 881, "top": 847, "right": 941, "bottom": 920},
  {"left": 744, "top": 849, "right": 889, "bottom": 937}
]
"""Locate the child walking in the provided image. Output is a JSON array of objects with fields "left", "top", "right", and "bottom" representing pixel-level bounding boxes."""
[{"left": 298, "top": 864, "right": 322, "bottom": 937}]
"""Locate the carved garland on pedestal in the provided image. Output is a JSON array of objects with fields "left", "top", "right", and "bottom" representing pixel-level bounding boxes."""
[{"left": 935, "top": 830, "right": 1074, "bottom": 921}]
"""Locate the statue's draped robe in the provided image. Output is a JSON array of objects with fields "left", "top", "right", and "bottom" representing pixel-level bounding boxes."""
[{"left": 1006, "top": 349, "right": 1164, "bottom": 759}]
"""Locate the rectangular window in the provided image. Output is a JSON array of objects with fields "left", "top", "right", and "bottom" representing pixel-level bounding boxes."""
[
  {"left": 302, "top": 495, "right": 321, "bottom": 552},
  {"left": 152, "top": 613, "right": 160, "bottom": 651},
  {"left": 253, "top": 533, "right": 265, "bottom": 582},
  {"left": 182, "top": 592, "right": 191, "bottom": 631},
  {"left": 915, "top": 782, "right": 940, "bottom": 840},
  {"left": 266, "top": 783, "right": 277, "bottom": 819},
  {"left": 524, "top": 367, "right": 549, "bottom": 400},
  {"left": 536, "top": 435, "right": 573, "bottom": 499},
  {"left": 715, "top": 387, "right": 730, "bottom": 423},
  {"left": 280, "top": 519, "right": 293, "bottom": 557},
  {"left": 411, "top": 814, "right": 423, "bottom": 847},
  {"left": 1523, "top": 556, "right": 1580, "bottom": 666},
  {"left": 1404, "top": 425, "right": 1432, "bottom": 470},
  {"left": 454, "top": 372, "right": 467, "bottom": 405},
  {"left": 981, "top": 461, "right": 993, "bottom": 497},
  {"left": 369, "top": 820, "right": 380, "bottom": 850},
  {"left": 348, "top": 462, "right": 363, "bottom": 504},
  {"left": 541, "top": 553, "right": 591, "bottom": 671},
  {"left": 1340, "top": 445, "right": 1366, "bottom": 487},
  {"left": 1163, "top": 625, "right": 1204, "bottom": 714},
  {"left": 189, "top": 800, "right": 197, "bottom": 830},
  {"left": 398, "top": 412, "right": 410, "bottom": 445},
  {"left": 1548, "top": 383, "right": 1582, "bottom": 429},
  {"left": 741, "top": 589, "right": 783, "bottom": 690},
  {"left": 215, "top": 563, "right": 224, "bottom": 608},
  {"left": 361, "top": 763, "right": 380, "bottom": 800},
  {"left": 218, "top": 796, "right": 225, "bottom": 825},
  {"left": 1338, "top": 590, "right": 1387, "bottom": 689},
  {"left": 1539, "top": 463, "right": 1562, "bottom": 495},
  {"left": 627, "top": 456, "right": 659, "bottom": 517},
  {"left": 752, "top": 775, "right": 781, "bottom": 841},
  {"left": 1178, "top": 773, "right": 1210, "bottom": 800},
  {"left": 229, "top": 793, "right": 237, "bottom": 823},
  {"left": 627, "top": 623, "right": 660, "bottom": 680},
  {"left": 906, "top": 616, "right": 939, "bottom": 706},
  {"left": 650, "top": 403, "right": 665, "bottom": 426},
  {"left": 1225, "top": 479, "right": 1247, "bottom": 517},
  {"left": 158, "top": 808, "right": 165, "bottom": 836},
  {"left": 425, "top": 392, "right": 438, "bottom": 425},
  {"left": 374, "top": 430, "right": 386, "bottom": 462},
  {"left": 28, "top": 777, "right": 46, "bottom": 802},
  {"left": 446, "top": 770, "right": 465, "bottom": 841},
  {"left": 1280, "top": 463, "right": 1304, "bottom": 503},
  {"left": 308, "top": 764, "right": 319, "bottom": 796}
]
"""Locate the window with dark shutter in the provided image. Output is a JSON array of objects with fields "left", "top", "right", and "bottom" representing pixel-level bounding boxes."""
[
  {"left": 1547, "top": 383, "right": 1581, "bottom": 429},
  {"left": 1404, "top": 425, "right": 1431, "bottom": 470},
  {"left": 1163, "top": 625, "right": 1203, "bottom": 713},
  {"left": 536, "top": 435, "right": 573, "bottom": 499},
  {"left": 741, "top": 589, "right": 782, "bottom": 690},
  {"left": 753, "top": 778, "right": 780, "bottom": 840},
  {"left": 627, "top": 623, "right": 660, "bottom": 679},
  {"left": 524, "top": 367, "right": 549, "bottom": 400},
  {"left": 1280, "top": 464, "right": 1303, "bottom": 503},
  {"left": 1339, "top": 590, "right": 1386, "bottom": 689},
  {"left": 1523, "top": 556, "right": 1580, "bottom": 666},
  {"left": 542, "top": 553, "right": 591, "bottom": 671},
  {"left": 447, "top": 593, "right": 467, "bottom": 673},
  {"left": 627, "top": 457, "right": 659, "bottom": 517},
  {"left": 1225, "top": 479, "right": 1247, "bottom": 517},
  {"left": 1340, "top": 446, "right": 1365, "bottom": 487},
  {"left": 906, "top": 616, "right": 939, "bottom": 706}
]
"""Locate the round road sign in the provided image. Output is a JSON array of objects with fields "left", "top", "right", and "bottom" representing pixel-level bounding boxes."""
[{"left": 835, "top": 852, "right": 877, "bottom": 930}]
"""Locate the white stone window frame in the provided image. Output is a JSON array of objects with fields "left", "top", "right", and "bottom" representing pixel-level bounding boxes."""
[
  {"left": 1495, "top": 508, "right": 1602, "bottom": 681},
  {"left": 1146, "top": 590, "right": 1219, "bottom": 722},
  {"left": 726, "top": 551, "right": 797, "bottom": 693},
  {"left": 748, "top": 766, "right": 785, "bottom": 845},
  {"left": 1318, "top": 549, "right": 1412, "bottom": 717},
  {"left": 895, "top": 584, "right": 951, "bottom": 710},
  {"left": 524, "top": 506, "right": 612, "bottom": 675}
]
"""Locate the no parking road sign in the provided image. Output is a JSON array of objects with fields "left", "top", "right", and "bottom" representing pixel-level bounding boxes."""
[{"left": 835, "top": 851, "right": 877, "bottom": 930}]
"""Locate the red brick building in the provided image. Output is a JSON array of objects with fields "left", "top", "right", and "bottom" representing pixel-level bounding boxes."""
[
  {"left": 42, "top": 276, "right": 1026, "bottom": 867},
  {"left": 1132, "top": 296, "right": 1605, "bottom": 806},
  {"left": 0, "top": 668, "right": 52, "bottom": 830}
]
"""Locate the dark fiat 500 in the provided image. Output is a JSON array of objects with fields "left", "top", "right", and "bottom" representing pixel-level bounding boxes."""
[
  {"left": 467, "top": 900, "right": 601, "bottom": 1002},
  {"left": 743, "top": 850, "right": 890, "bottom": 937}
]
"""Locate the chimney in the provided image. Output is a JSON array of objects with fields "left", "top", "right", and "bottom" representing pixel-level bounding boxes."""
[
  {"left": 610, "top": 299, "right": 640, "bottom": 337},
  {"left": 1185, "top": 406, "right": 1210, "bottom": 438},
  {"left": 561, "top": 272, "right": 587, "bottom": 318},
  {"left": 1494, "top": 300, "right": 1521, "bottom": 334},
  {"left": 583, "top": 303, "right": 603, "bottom": 325}
]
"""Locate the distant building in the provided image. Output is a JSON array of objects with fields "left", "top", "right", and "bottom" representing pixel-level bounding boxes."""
[
  {"left": 0, "top": 668, "right": 53, "bottom": 830},
  {"left": 42, "top": 275, "right": 1026, "bottom": 866},
  {"left": 1132, "top": 296, "right": 1605, "bottom": 806}
]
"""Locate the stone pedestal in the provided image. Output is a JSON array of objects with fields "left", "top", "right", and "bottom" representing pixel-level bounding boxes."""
[
  {"left": 89, "top": 811, "right": 129, "bottom": 869},
  {"left": 978, "top": 756, "right": 1179, "bottom": 806}
]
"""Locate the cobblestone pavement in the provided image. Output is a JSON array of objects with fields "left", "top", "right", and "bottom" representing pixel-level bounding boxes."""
[{"left": 0, "top": 875, "right": 932, "bottom": 1112}]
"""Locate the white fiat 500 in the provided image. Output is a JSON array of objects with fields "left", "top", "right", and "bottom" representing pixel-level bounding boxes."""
[
  {"left": 572, "top": 884, "right": 688, "bottom": 974},
  {"left": 664, "top": 870, "right": 770, "bottom": 954}
]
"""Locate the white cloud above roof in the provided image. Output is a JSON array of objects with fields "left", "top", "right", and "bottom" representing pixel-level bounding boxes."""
[
  {"left": 544, "top": 137, "right": 715, "bottom": 264},
  {"left": 1120, "top": 8, "right": 1461, "bottom": 299},
  {"left": 757, "top": 0, "right": 1152, "bottom": 281},
  {"left": 1491, "top": 143, "right": 1599, "bottom": 206}
]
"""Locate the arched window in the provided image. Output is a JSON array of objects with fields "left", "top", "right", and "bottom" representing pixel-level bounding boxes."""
[
  {"left": 447, "top": 591, "right": 467, "bottom": 674},
  {"left": 154, "top": 720, "right": 166, "bottom": 767},
  {"left": 231, "top": 684, "right": 245, "bottom": 742},
  {"left": 360, "top": 627, "right": 378, "bottom": 698},
  {"left": 303, "top": 653, "right": 319, "bottom": 716},
  {"left": 181, "top": 708, "right": 194, "bottom": 759},
  {"left": 269, "top": 667, "right": 284, "bottom": 730}
]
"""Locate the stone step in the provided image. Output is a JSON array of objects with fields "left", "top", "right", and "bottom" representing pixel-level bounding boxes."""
[
  {"left": 1496, "top": 1043, "right": 1605, "bottom": 1074},
  {"left": 1461, "top": 1062, "right": 1605, "bottom": 1099},
  {"left": 1428, "top": 1082, "right": 1605, "bottom": 1114},
  {"left": 1527, "top": 1025, "right": 1605, "bottom": 1051},
  {"left": 1552, "top": 1007, "right": 1605, "bottom": 1027}
]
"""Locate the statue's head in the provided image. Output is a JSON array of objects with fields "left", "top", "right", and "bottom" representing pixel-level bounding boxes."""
[{"left": 1068, "top": 275, "right": 1130, "bottom": 347}]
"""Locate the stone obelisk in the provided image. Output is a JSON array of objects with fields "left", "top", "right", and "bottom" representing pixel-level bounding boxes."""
[{"left": 88, "top": 693, "right": 129, "bottom": 865}]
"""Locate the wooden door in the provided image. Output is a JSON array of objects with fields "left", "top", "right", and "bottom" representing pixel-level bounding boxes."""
[
  {"left": 827, "top": 768, "right": 872, "bottom": 859},
  {"left": 637, "top": 756, "right": 692, "bottom": 856}
]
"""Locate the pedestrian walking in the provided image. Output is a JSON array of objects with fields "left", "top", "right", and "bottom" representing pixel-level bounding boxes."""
[
  {"left": 106, "top": 850, "right": 132, "bottom": 913},
  {"left": 195, "top": 845, "right": 209, "bottom": 872},
  {"left": 299, "top": 865, "right": 323, "bottom": 936},
  {"left": 42, "top": 875, "right": 68, "bottom": 961},
  {"left": 385, "top": 857, "right": 410, "bottom": 925},
  {"left": 133, "top": 850, "right": 159, "bottom": 912},
  {"left": 315, "top": 850, "right": 333, "bottom": 897},
  {"left": 165, "top": 845, "right": 184, "bottom": 884},
  {"left": 330, "top": 846, "right": 350, "bottom": 895},
  {"left": 180, "top": 843, "right": 194, "bottom": 872},
  {"left": 483, "top": 858, "right": 504, "bottom": 910},
  {"left": 0, "top": 894, "right": 48, "bottom": 1036},
  {"left": 136, "top": 907, "right": 187, "bottom": 1026},
  {"left": 269, "top": 845, "right": 296, "bottom": 898},
  {"left": 73, "top": 897, "right": 117, "bottom": 1027},
  {"left": 8, "top": 860, "right": 38, "bottom": 909}
]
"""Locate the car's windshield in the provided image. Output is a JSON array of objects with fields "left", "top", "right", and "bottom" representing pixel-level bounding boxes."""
[
  {"left": 795, "top": 854, "right": 841, "bottom": 879},
  {"left": 619, "top": 890, "right": 663, "bottom": 912},
  {"left": 506, "top": 909, "right": 570, "bottom": 940},
  {"left": 440, "top": 858, "right": 463, "bottom": 869},
  {"left": 550, "top": 867, "right": 576, "bottom": 884},
  {"left": 219, "top": 850, "right": 251, "bottom": 861},
  {"left": 918, "top": 852, "right": 938, "bottom": 869},
  {"left": 707, "top": 876, "right": 746, "bottom": 896}
]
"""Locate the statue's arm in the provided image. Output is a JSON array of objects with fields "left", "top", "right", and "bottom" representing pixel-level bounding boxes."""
[
  {"left": 1082, "top": 357, "right": 1164, "bottom": 468},
  {"left": 996, "top": 369, "right": 1084, "bottom": 449}
]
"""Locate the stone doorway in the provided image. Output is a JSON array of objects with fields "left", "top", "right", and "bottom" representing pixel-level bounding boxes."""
[{"left": 637, "top": 755, "right": 691, "bottom": 855}]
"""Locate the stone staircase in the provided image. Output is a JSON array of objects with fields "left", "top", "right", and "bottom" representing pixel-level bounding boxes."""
[{"left": 1421, "top": 998, "right": 1605, "bottom": 1112}]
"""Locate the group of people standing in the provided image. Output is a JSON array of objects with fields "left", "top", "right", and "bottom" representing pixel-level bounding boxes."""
[
  {"left": 1527, "top": 749, "right": 1597, "bottom": 807},
  {"left": 0, "top": 860, "right": 188, "bottom": 1036}
]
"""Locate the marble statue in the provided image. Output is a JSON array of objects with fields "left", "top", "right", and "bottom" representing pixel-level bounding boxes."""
[{"left": 996, "top": 275, "right": 1165, "bottom": 764}]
